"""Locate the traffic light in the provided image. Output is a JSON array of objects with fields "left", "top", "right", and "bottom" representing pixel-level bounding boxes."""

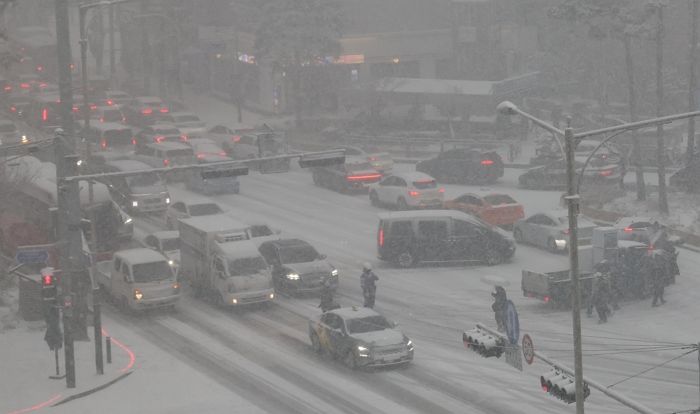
[
  {"left": 462, "top": 328, "right": 505, "bottom": 358},
  {"left": 41, "top": 267, "right": 58, "bottom": 304},
  {"left": 540, "top": 369, "right": 590, "bottom": 404}
]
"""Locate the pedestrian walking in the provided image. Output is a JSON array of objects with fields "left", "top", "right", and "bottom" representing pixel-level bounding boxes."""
[
  {"left": 491, "top": 286, "right": 508, "bottom": 332},
  {"left": 591, "top": 273, "right": 612, "bottom": 323},
  {"left": 651, "top": 258, "right": 667, "bottom": 307},
  {"left": 360, "top": 262, "right": 378, "bottom": 308}
]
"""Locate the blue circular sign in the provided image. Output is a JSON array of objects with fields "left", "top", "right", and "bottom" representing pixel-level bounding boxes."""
[{"left": 505, "top": 300, "right": 519, "bottom": 345}]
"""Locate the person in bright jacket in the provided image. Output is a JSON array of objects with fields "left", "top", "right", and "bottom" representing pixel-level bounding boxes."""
[{"left": 360, "top": 262, "right": 378, "bottom": 308}]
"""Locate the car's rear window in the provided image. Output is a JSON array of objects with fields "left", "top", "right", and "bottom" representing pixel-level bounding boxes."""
[
  {"left": 483, "top": 194, "right": 516, "bottom": 205},
  {"left": 157, "top": 128, "right": 180, "bottom": 136},
  {"left": 101, "top": 109, "right": 123, "bottom": 122},
  {"left": 165, "top": 149, "right": 194, "bottom": 158},
  {"left": 346, "top": 315, "right": 392, "bottom": 333},
  {"left": 189, "top": 203, "right": 222, "bottom": 216},
  {"left": 413, "top": 179, "right": 436, "bottom": 189}
]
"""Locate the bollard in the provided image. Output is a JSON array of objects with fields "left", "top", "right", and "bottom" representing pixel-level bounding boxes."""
[{"left": 106, "top": 336, "right": 112, "bottom": 364}]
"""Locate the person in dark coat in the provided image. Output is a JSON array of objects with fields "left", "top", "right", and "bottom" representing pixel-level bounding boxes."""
[
  {"left": 592, "top": 274, "right": 612, "bottom": 323},
  {"left": 318, "top": 276, "right": 338, "bottom": 312},
  {"left": 360, "top": 262, "right": 378, "bottom": 308},
  {"left": 491, "top": 286, "right": 508, "bottom": 332},
  {"left": 651, "top": 256, "right": 667, "bottom": 307}
]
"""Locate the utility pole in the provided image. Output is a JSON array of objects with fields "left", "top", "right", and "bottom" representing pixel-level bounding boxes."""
[
  {"left": 109, "top": 4, "right": 116, "bottom": 88},
  {"left": 140, "top": 0, "right": 150, "bottom": 94},
  {"left": 688, "top": 0, "right": 698, "bottom": 165},
  {"left": 656, "top": 4, "right": 669, "bottom": 215},
  {"left": 624, "top": 34, "right": 646, "bottom": 201}
]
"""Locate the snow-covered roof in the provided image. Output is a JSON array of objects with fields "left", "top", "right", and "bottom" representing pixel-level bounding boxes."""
[
  {"left": 216, "top": 240, "right": 264, "bottom": 259},
  {"left": 378, "top": 209, "right": 480, "bottom": 223},
  {"left": 150, "top": 231, "right": 180, "bottom": 241},
  {"left": 179, "top": 215, "right": 249, "bottom": 233},
  {"left": 330, "top": 306, "right": 380, "bottom": 320},
  {"left": 391, "top": 171, "right": 435, "bottom": 182},
  {"left": 89, "top": 122, "right": 132, "bottom": 132},
  {"left": 115, "top": 248, "right": 167, "bottom": 264},
  {"left": 375, "top": 77, "right": 493, "bottom": 96}
]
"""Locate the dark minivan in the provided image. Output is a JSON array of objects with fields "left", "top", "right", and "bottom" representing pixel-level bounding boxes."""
[{"left": 377, "top": 210, "right": 515, "bottom": 268}]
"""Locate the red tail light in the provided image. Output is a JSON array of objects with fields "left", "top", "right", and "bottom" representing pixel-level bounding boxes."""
[
  {"left": 409, "top": 190, "right": 420, "bottom": 197},
  {"left": 90, "top": 104, "right": 97, "bottom": 110},
  {"left": 141, "top": 108, "right": 153, "bottom": 115},
  {"left": 159, "top": 107, "right": 169, "bottom": 113},
  {"left": 20, "top": 83, "right": 30, "bottom": 89},
  {"left": 180, "top": 135, "right": 188, "bottom": 142},
  {"left": 10, "top": 106, "right": 16, "bottom": 112},
  {"left": 562, "top": 229, "right": 570, "bottom": 235},
  {"left": 100, "top": 139, "right": 107, "bottom": 149},
  {"left": 106, "top": 99, "right": 114, "bottom": 106},
  {"left": 481, "top": 159, "right": 495, "bottom": 166},
  {"left": 378, "top": 227, "right": 384, "bottom": 247},
  {"left": 72, "top": 106, "right": 79, "bottom": 113},
  {"left": 219, "top": 151, "right": 227, "bottom": 156},
  {"left": 197, "top": 153, "right": 205, "bottom": 159},
  {"left": 3, "top": 85, "right": 11, "bottom": 92},
  {"left": 155, "top": 135, "right": 165, "bottom": 143},
  {"left": 99, "top": 117, "right": 105, "bottom": 122},
  {"left": 599, "top": 169, "right": 613, "bottom": 177},
  {"left": 438, "top": 187, "right": 445, "bottom": 193},
  {"left": 36, "top": 65, "right": 43, "bottom": 72},
  {"left": 41, "top": 108, "right": 48, "bottom": 121},
  {"left": 624, "top": 227, "right": 633, "bottom": 233},
  {"left": 368, "top": 156, "right": 378, "bottom": 161},
  {"left": 346, "top": 174, "right": 382, "bottom": 182},
  {"left": 121, "top": 117, "right": 126, "bottom": 123},
  {"left": 163, "top": 159, "right": 170, "bottom": 166},
  {"left": 543, "top": 295, "right": 550, "bottom": 303},
  {"left": 232, "top": 135, "right": 241, "bottom": 142},
  {"left": 131, "top": 138, "right": 136, "bottom": 145}
]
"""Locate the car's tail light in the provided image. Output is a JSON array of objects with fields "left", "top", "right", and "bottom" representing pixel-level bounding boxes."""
[
  {"left": 141, "top": 108, "right": 153, "bottom": 115},
  {"left": 41, "top": 108, "right": 48, "bottom": 121},
  {"left": 163, "top": 159, "right": 170, "bottom": 166},
  {"left": 159, "top": 107, "right": 169, "bottom": 113},
  {"left": 121, "top": 117, "right": 126, "bottom": 123},
  {"left": 100, "top": 139, "right": 107, "bottom": 149},
  {"left": 543, "top": 295, "right": 550, "bottom": 303},
  {"left": 599, "top": 169, "right": 613, "bottom": 177},
  {"left": 3, "top": 85, "right": 11, "bottom": 92},
  {"left": 10, "top": 106, "right": 16, "bottom": 112},
  {"left": 481, "top": 159, "right": 495, "bottom": 166},
  {"left": 39, "top": 82, "right": 47, "bottom": 88},
  {"left": 197, "top": 153, "right": 205, "bottom": 159},
  {"left": 155, "top": 135, "right": 165, "bottom": 143},
  {"left": 20, "top": 82, "right": 30, "bottom": 89},
  {"left": 232, "top": 135, "right": 241, "bottom": 142},
  {"left": 36, "top": 65, "right": 43, "bottom": 72},
  {"left": 99, "top": 117, "right": 105, "bottom": 122},
  {"left": 562, "top": 229, "right": 570, "bottom": 235},
  {"left": 180, "top": 134, "right": 188, "bottom": 142},
  {"left": 106, "top": 99, "right": 114, "bottom": 106},
  {"left": 368, "top": 156, "right": 377, "bottom": 161},
  {"left": 624, "top": 227, "right": 633, "bottom": 233},
  {"left": 378, "top": 227, "right": 384, "bottom": 247},
  {"left": 346, "top": 173, "right": 382, "bottom": 182},
  {"left": 72, "top": 106, "right": 79, "bottom": 113},
  {"left": 438, "top": 187, "right": 445, "bottom": 193},
  {"left": 219, "top": 151, "right": 227, "bottom": 156},
  {"left": 409, "top": 190, "right": 420, "bottom": 197},
  {"left": 131, "top": 137, "right": 136, "bottom": 145}
]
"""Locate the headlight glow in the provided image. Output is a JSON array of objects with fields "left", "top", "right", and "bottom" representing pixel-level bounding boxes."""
[
  {"left": 269, "top": 293, "right": 274, "bottom": 299},
  {"left": 124, "top": 217, "right": 133, "bottom": 224},
  {"left": 406, "top": 340, "right": 414, "bottom": 351},
  {"left": 165, "top": 197, "right": 171, "bottom": 204},
  {"left": 330, "top": 268, "right": 338, "bottom": 277},
  {"left": 357, "top": 345, "right": 370, "bottom": 357},
  {"left": 555, "top": 239, "right": 567, "bottom": 249},
  {"left": 134, "top": 289, "right": 143, "bottom": 300},
  {"left": 168, "top": 260, "right": 174, "bottom": 266},
  {"left": 286, "top": 272, "right": 300, "bottom": 280},
  {"left": 131, "top": 200, "right": 138, "bottom": 207}
]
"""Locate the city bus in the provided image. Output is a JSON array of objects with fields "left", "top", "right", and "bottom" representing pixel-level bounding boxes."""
[{"left": 0, "top": 156, "right": 133, "bottom": 261}]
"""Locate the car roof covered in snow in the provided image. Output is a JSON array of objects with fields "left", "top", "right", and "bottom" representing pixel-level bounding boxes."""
[
  {"left": 150, "top": 231, "right": 179, "bottom": 240},
  {"left": 115, "top": 248, "right": 167, "bottom": 264},
  {"left": 216, "top": 240, "right": 264, "bottom": 259},
  {"left": 178, "top": 215, "right": 249, "bottom": 232},
  {"left": 329, "top": 306, "right": 381, "bottom": 320},
  {"left": 378, "top": 209, "right": 481, "bottom": 223},
  {"left": 260, "top": 238, "right": 313, "bottom": 249}
]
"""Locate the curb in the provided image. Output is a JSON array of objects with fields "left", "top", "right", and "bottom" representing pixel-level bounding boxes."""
[{"left": 51, "top": 371, "right": 133, "bottom": 407}]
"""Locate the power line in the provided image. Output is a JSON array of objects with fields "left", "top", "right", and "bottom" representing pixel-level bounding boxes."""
[{"left": 606, "top": 348, "right": 697, "bottom": 389}]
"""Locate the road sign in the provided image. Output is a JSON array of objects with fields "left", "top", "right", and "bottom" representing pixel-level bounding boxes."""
[
  {"left": 15, "top": 248, "right": 49, "bottom": 265},
  {"left": 504, "top": 343, "right": 523, "bottom": 371},
  {"left": 505, "top": 300, "right": 519, "bottom": 345},
  {"left": 522, "top": 334, "right": 534, "bottom": 365}
]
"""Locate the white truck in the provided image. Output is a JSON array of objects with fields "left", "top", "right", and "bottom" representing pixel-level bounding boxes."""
[
  {"left": 96, "top": 248, "right": 180, "bottom": 311},
  {"left": 178, "top": 215, "right": 275, "bottom": 306}
]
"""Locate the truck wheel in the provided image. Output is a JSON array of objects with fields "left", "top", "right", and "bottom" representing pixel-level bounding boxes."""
[
  {"left": 484, "top": 250, "right": 503, "bottom": 266},
  {"left": 310, "top": 331, "right": 322, "bottom": 354},
  {"left": 369, "top": 190, "right": 380, "bottom": 207},
  {"left": 396, "top": 251, "right": 415, "bottom": 268},
  {"left": 343, "top": 350, "right": 358, "bottom": 369}
]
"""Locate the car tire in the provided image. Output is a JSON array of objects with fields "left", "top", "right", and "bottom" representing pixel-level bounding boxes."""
[
  {"left": 396, "top": 197, "right": 409, "bottom": 210},
  {"left": 369, "top": 190, "right": 380, "bottom": 207},
  {"left": 547, "top": 237, "right": 558, "bottom": 253},
  {"left": 310, "top": 331, "right": 322, "bottom": 354},
  {"left": 343, "top": 350, "right": 358, "bottom": 369},
  {"left": 513, "top": 228, "right": 524, "bottom": 243},
  {"left": 484, "top": 249, "right": 503, "bottom": 266},
  {"left": 396, "top": 251, "right": 416, "bottom": 268}
]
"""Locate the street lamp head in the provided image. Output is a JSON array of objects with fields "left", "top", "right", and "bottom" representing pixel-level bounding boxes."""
[{"left": 496, "top": 101, "right": 518, "bottom": 115}]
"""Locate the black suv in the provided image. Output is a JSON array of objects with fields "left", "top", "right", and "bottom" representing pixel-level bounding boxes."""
[
  {"left": 377, "top": 210, "right": 515, "bottom": 268},
  {"left": 416, "top": 149, "right": 504, "bottom": 184},
  {"left": 312, "top": 157, "right": 382, "bottom": 193}
]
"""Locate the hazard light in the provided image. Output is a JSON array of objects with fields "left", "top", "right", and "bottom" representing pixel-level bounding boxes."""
[
  {"left": 599, "top": 169, "right": 613, "bottom": 177},
  {"left": 378, "top": 227, "right": 384, "bottom": 247},
  {"left": 623, "top": 227, "right": 634, "bottom": 233},
  {"left": 408, "top": 190, "right": 420, "bottom": 197},
  {"left": 481, "top": 159, "right": 495, "bottom": 166},
  {"left": 159, "top": 107, "right": 169, "bottom": 113},
  {"left": 141, "top": 108, "right": 153, "bottom": 115}
]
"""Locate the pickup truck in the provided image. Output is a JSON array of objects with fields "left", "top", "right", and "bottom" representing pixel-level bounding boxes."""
[{"left": 96, "top": 248, "right": 180, "bottom": 311}]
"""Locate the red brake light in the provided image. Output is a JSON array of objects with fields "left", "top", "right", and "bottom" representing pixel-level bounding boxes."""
[
  {"left": 106, "top": 99, "right": 114, "bottom": 106},
  {"left": 197, "top": 153, "right": 205, "bottom": 159},
  {"left": 368, "top": 156, "right": 377, "bottom": 161},
  {"left": 99, "top": 117, "right": 105, "bottom": 122},
  {"left": 378, "top": 227, "right": 384, "bottom": 247},
  {"left": 10, "top": 106, "right": 16, "bottom": 112},
  {"left": 3, "top": 85, "right": 11, "bottom": 91},
  {"left": 163, "top": 159, "right": 170, "bottom": 166},
  {"left": 36, "top": 65, "right": 43, "bottom": 72},
  {"left": 41, "top": 108, "right": 48, "bottom": 121},
  {"left": 90, "top": 104, "right": 97, "bottom": 110},
  {"left": 180, "top": 135, "right": 188, "bottom": 142},
  {"left": 141, "top": 108, "right": 153, "bottom": 115},
  {"left": 219, "top": 151, "right": 227, "bottom": 156},
  {"left": 159, "top": 107, "right": 169, "bottom": 113},
  {"left": 409, "top": 190, "right": 420, "bottom": 197},
  {"left": 100, "top": 139, "right": 107, "bottom": 149},
  {"left": 122, "top": 117, "right": 126, "bottom": 123},
  {"left": 481, "top": 159, "right": 495, "bottom": 166},
  {"left": 346, "top": 174, "right": 382, "bottom": 182},
  {"left": 155, "top": 135, "right": 165, "bottom": 143},
  {"left": 232, "top": 135, "right": 241, "bottom": 142},
  {"left": 39, "top": 82, "right": 47, "bottom": 88},
  {"left": 438, "top": 187, "right": 445, "bottom": 193},
  {"left": 623, "top": 227, "right": 633, "bottom": 233},
  {"left": 599, "top": 169, "right": 613, "bottom": 177},
  {"left": 131, "top": 138, "right": 136, "bottom": 145},
  {"left": 20, "top": 83, "right": 30, "bottom": 89},
  {"left": 543, "top": 295, "right": 550, "bottom": 303}
]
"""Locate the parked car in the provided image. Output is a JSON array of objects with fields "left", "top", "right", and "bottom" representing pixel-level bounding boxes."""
[
  {"left": 160, "top": 112, "right": 207, "bottom": 139},
  {"left": 257, "top": 238, "right": 338, "bottom": 295},
  {"left": 377, "top": 210, "right": 516, "bottom": 267},
  {"left": 143, "top": 231, "right": 181, "bottom": 268},
  {"left": 134, "top": 124, "right": 185, "bottom": 147},
  {"left": 311, "top": 156, "right": 382, "bottom": 193},
  {"left": 123, "top": 96, "right": 169, "bottom": 127},
  {"left": 91, "top": 105, "right": 126, "bottom": 124},
  {"left": 513, "top": 210, "right": 597, "bottom": 253},
  {"left": 165, "top": 199, "right": 224, "bottom": 229},
  {"left": 185, "top": 138, "right": 227, "bottom": 159},
  {"left": 518, "top": 157, "right": 623, "bottom": 190},
  {"left": 368, "top": 172, "right": 444, "bottom": 210},
  {"left": 334, "top": 145, "right": 394, "bottom": 174},
  {"left": 308, "top": 307, "right": 414, "bottom": 369},
  {"left": 205, "top": 123, "right": 255, "bottom": 151},
  {"left": 415, "top": 149, "right": 504, "bottom": 184},
  {"left": 443, "top": 193, "right": 524, "bottom": 229}
]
